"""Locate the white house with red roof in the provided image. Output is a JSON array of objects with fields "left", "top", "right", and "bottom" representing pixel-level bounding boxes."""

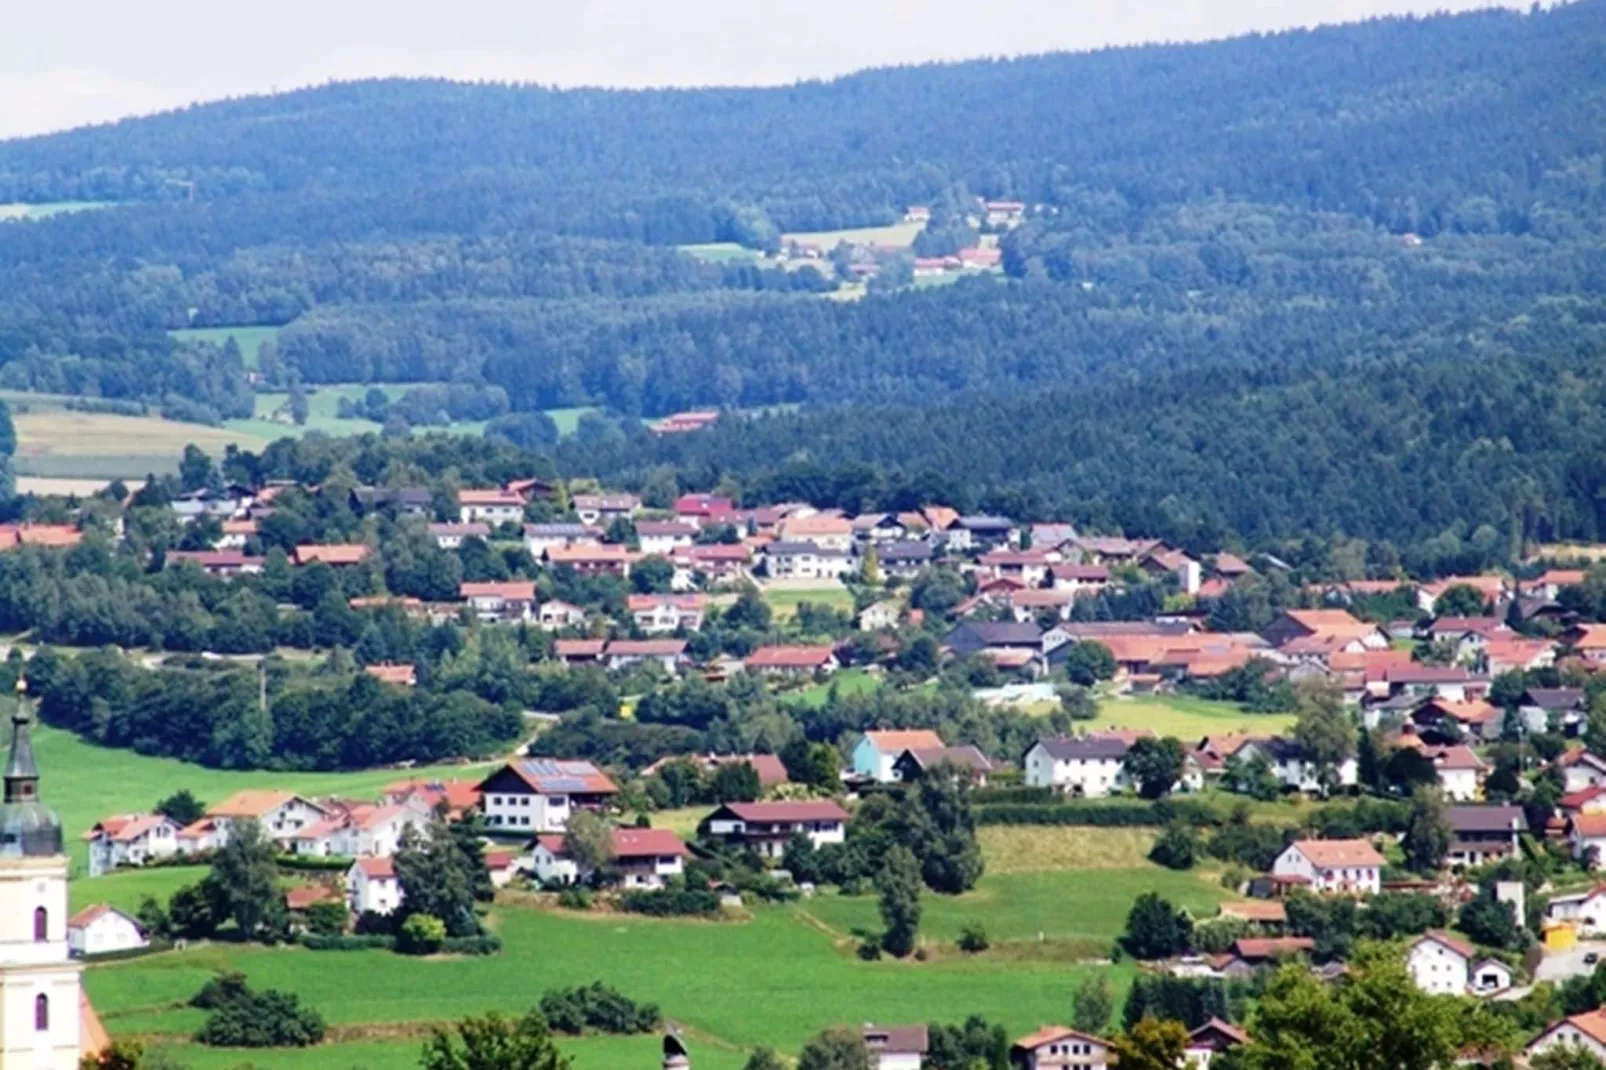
[
  {"left": 1407, "top": 930, "right": 1474, "bottom": 995},
  {"left": 1271, "top": 838, "right": 1384, "bottom": 895},
  {"left": 745, "top": 645, "right": 839, "bottom": 679},
  {"left": 476, "top": 759, "right": 619, "bottom": 833},
  {"left": 1558, "top": 748, "right": 1606, "bottom": 794},
  {"left": 1545, "top": 884, "right": 1606, "bottom": 936},
  {"left": 1184, "top": 1018, "right": 1250, "bottom": 1068},
  {"left": 852, "top": 729, "right": 946, "bottom": 782},
  {"left": 346, "top": 857, "right": 403, "bottom": 915},
  {"left": 1527, "top": 1008, "right": 1606, "bottom": 1062},
  {"left": 179, "top": 790, "right": 328, "bottom": 853},
  {"left": 703, "top": 800, "right": 849, "bottom": 858},
  {"left": 1570, "top": 813, "right": 1606, "bottom": 868},
  {"left": 628, "top": 594, "right": 706, "bottom": 634},
  {"left": 536, "top": 599, "right": 588, "bottom": 632},
  {"left": 1009, "top": 1024, "right": 1113, "bottom": 1069},
  {"left": 605, "top": 639, "right": 688, "bottom": 673},
  {"left": 460, "top": 581, "right": 539, "bottom": 622},
  {"left": 66, "top": 905, "right": 147, "bottom": 958},
  {"left": 528, "top": 827, "right": 688, "bottom": 889},
  {"left": 83, "top": 813, "right": 181, "bottom": 877},
  {"left": 457, "top": 488, "right": 526, "bottom": 525}
]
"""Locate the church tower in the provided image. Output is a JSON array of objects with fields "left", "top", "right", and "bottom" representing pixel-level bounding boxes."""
[{"left": 0, "top": 680, "right": 82, "bottom": 1070}]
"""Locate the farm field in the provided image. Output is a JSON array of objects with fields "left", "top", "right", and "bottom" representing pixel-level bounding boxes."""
[
  {"left": 170, "top": 325, "right": 281, "bottom": 369},
  {"left": 0, "top": 200, "right": 115, "bottom": 221},
  {"left": 783, "top": 221, "right": 923, "bottom": 248},
  {"left": 785, "top": 667, "right": 881, "bottom": 709},
  {"left": 36, "top": 724, "right": 490, "bottom": 872},
  {"left": 759, "top": 584, "right": 854, "bottom": 620},
  {"left": 86, "top": 903, "right": 1125, "bottom": 1066},
  {"left": 1090, "top": 692, "right": 1296, "bottom": 739},
  {"left": 678, "top": 242, "right": 765, "bottom": 263},
  {"left": 11, "top": 408, "right": 275, "bottom": 478}
]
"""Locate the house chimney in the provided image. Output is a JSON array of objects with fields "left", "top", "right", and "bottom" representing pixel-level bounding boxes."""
[{"left": 663, "top": 1033, "right": 690, "bottom": 1070}]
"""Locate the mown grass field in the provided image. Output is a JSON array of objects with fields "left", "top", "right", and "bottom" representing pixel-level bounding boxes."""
[
  {"left": 783, "top": 221, "right": 923, "bottom": 248},
  {"left": 760, "top": 584, "right": 854, "bottom": 621},
  {"left": 150, "top": 1034, "right": 751, "bottom": 1070},
  {"left": 784, "top": 667, "right": 881, "bottom": 709},
  {"left": 37, "top": 725, "right": 489, "bottom": 872},
  {"left": 1090, "top": 692, "right": 1295, "bottom": 739},
  {"left": 169, "top": 325, "right": 282, "bottom": 370}
]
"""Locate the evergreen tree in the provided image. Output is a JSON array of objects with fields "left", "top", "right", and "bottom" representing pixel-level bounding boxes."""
[{"left": 876, "top": 845, "right": 923, "bottom": 958}]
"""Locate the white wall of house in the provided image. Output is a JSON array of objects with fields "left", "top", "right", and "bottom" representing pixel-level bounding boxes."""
[
  {"left": 67, "top": 912, "right": 147, "bottom": 958},
  {"left": 1529, "top": 1025, "right": 1606, "bottom": 1062},
  {"left": 529, "top": 843, "right": 582, "bottom": 885},
  {"left": 1408, "top": 939, "right": 1469, "bottom": 996},
  {"left": 1470, "top": 960, "right": 1513, "bottom": 995},
  {"left": 871, "top": 1052, "right": 923, "bottom": 1070},
  {"left": 1270, "top": 845, "right": 1381, "bottom": 895},
  {"left": 256, "top": 799, "right": 330, "bottom": 843},
  {"left": 852, "top": 738, "right": 897, "bottom": 782},
  {"left": 347, "top": 870, "right": 403, "bottom": 915},
  {"left": 1022, "top": 745, "right": 1125, "bottom": 797},
  {"left": 1017, "top": 1037, "right": 1111, "bottom": 1070},
  {"left": 87, "top": 822, "right": 179, "bottom": 877},
  {"left": 1547, "top": 892, "right": 1606, "bottom": 934},
  {"left": 1438, "top": 768, "right": 1481, "bottom": 802},
  {"left": 461, "top": 503, "right": 523, "bottom": 525},
  {"left": 484, "top": 788, "right": 571, "bottom": 833}
]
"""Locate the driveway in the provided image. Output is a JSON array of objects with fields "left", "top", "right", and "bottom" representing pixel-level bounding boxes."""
[{"left": 1537, "top": 941, "right": 1606, "bottom": 983}]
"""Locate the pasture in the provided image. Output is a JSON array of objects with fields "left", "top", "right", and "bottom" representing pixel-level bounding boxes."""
[
  {"left": 170, "top": 325, "right": 281, "bottom": 369},
  {"left": 1090, "top": 692, "right": 1296, "bottom": 739},
  {"left": 783, "top": 221, "right": 923, "bottom": 249},
  {"left": 759, "top": 584, "right": 854, "bottom": 621},
  {"left": 148, "top": 1035, "right": 750, "bottom": 1070},
  {"left": 785, "top": 667, "right": 881, "bottom": 709}
]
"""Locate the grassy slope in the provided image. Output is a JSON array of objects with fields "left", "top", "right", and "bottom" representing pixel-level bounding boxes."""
[
  {"left": 151, "top": 1035, "right": 751, "bottom": 1070},
  {"left": 761, "top": 585, "right": 854, "bottom": 620},
  {"left": 37, "top": 725, "right": 489, "bottom": 872},
  {"left": 1089, "top": 693, "right": 1296, "bottom": 739},
  {"left": 169, "top": 325, "right": 281, "bottom": 369}
]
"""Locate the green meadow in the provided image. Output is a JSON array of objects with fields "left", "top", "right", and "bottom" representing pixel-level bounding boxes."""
[
  {"left": 1090, "top": 692, "right": 1296, "bottom": 739},
  {"left": 170, "top": 325, "right": 282, "bottom": 370}
]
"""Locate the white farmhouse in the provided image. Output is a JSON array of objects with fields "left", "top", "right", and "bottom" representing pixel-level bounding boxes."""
[
  {"left": 528, "top": 827, "right": 688, "bottom": 890},
  {"left": 202, "top": 790, "right": 329, "bottom": 850},
  {"left": 84, "top": 813, "right": 180, "bottom": 877},
  {"left": 1010, "top": 1025, "right": 1114, "bottom": 1070},
  {"left": 853, "top": 729, "right": 946, "bottom": 783},
  {"left": 1235, "top": 738, "right": 1358, "bottom": 794},
  {"left": 703, "top": 801, "right": 848, "bottom": 859},
  {"left": 66, "top": 905, "right": 148, "bottom": 958},
  {"left": 1546, "top": 883, "right": 1606, "bottom": 935},
  {"left": 1407, "top": 930, "right": 1474, "bottom": 996},
  {"left": 1528, "top": 1009, "right": 1606, "bottom": 1063},
  {"left": 1271, "top": 838, "right": 1384, "bottom": 895},
  {"left": 1022, "top": 736, "right": 1131, "bottom": 798},
  {"left": 477, "top": 759, "right": 619, "bottom": 833},
  {"left": 862, "top": 1024, "right": 928, "bottom": 1070},
  {"left": 346, "top": 857, "right": 403, "bottom": 916}
]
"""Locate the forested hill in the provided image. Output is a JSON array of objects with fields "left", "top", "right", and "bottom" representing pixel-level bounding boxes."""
[{"left": 2, "top": 1, "right": 1602, "bottom": 240}]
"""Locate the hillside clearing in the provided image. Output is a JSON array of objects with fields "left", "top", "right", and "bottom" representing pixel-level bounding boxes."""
[
  {"left": 977, "top": 825, "right": 1161, "bottom": 873},
  {"left": 170, "top": 325, "right": 282, "bottom": 369}
]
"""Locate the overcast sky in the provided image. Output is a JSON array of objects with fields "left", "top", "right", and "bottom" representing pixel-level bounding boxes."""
[{"left": 0, "top": 0, "right": 1522, "bottom": 140}]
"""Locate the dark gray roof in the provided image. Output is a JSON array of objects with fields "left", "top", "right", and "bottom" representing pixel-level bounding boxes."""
[
  {"left": 2, "top": 700, "right": 61, "bottom": 859},
  {"left": 878, "top": 541, "right": 934, "bottom": 562},
  {"left": 1448, "top": 805, "right": 1528, "bottom": 834},
  {"left": 1032, "top": 736, "right": 1130, "bottom": 761},
  {"left": 957, "top": 515, "right": 1014, "bottom": 532},
  {"left": 949, "top": 621, "right": 1042, "bottom": 646},
  {"left": 898, "top": 746, "right": 995, "bottom": 773},
  {"left": 1524, "top": 688, "right": 1584, "bottom": 710}
]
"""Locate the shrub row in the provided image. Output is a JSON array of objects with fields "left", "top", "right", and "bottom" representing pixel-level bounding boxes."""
[
  {"left": 276, "top": 854, "right": 356, "bottom": 872},
  {"left": 619, "top": 887, "right": 723, "bottom": 916},
  {"left": 442, "top": 934, "right": 502, "bottom": 956},
  {"left": 972, "top": 786, "right": 1057, "bottom": 805},
  {"left": 300, "top": 933, "right": 396, "bottom": 951},
  {"left": 976, "top": 799, "right": 1224, "bottom": 828}
]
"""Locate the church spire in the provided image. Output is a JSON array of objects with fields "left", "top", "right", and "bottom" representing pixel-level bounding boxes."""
[{"left": 3, "top": 678, "right": 38, "bottom": 805}]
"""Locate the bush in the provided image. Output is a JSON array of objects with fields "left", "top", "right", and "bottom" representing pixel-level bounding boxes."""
[
  {"left": 620, "top": 887, "right": 721, "bottom": 917},
  {"left": 441, "top": 934, "right": 502, "bottom": 956},
  {"left": 957, "top": 921, "right": 990, "bottom": 953},
  {"left": 299, "top": 933, "right": 396, "bottom": 951},
  {"left": 303, "top": 899, "right": 348, "bottom": 936},
  {"left": 275, "top": 853, "right": 356, "bottom": 872},
  {"left": 538, "top": 982, "right": 661, "bottom": 1035},
  {"left": 397, "top": 913, "right": 448, "bottom": 955},
  {"left": 557, "top": 886, "right": 594, "bottom": 910},
  {"left": 1149, "top": 824, "right": 1199, "bottom": 870},
  {"left": 191, "top": 975, "right": 326, "bottom": 1048},
  {"left": 857, "top": 937, "right": 883, "bottom": 961}
]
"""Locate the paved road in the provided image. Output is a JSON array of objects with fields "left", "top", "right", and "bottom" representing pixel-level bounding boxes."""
[{"left": 1537, "top": 941, "right": 1606, "bottom": 983}]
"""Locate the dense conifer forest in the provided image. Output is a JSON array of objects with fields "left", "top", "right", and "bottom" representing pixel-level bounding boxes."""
[{"left": 0, "top": 2, "right": 1602, "bottom": 552}]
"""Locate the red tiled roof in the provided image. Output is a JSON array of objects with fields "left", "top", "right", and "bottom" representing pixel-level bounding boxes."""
[
  {"left": 461, "top": 581, "right": 538, "bottom": 601},
  {"left": 293, "top": 543, "right": 370, "bottom": 566},
  {"left": 746, "top": 645, "right": 836, "bottom": 670},
  {"left": 1417, "top": 929, "right": 1475, "bottom": 958},
  {"left": 606, "top": 639, "right": 688, "bottom": 657},
  {"left": 1233, "top": 937, "right": 1315, "bottom": 959},
  {"left": 459, "top": 488, "right": 525, "bottom": 506},
  {"left": 1289, "top": 838, "right": 1385, "bottom": 867},
  {"left": 354, "top": 857, "right": 396, "bottom": 879},
  {"left": 717, "top": 800, "right": 848, "bottom": 823}
]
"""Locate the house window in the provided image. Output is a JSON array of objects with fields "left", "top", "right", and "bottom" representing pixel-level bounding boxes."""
[
  {"left": 33, "top": 906, "right": 47, "bottom": 941},
  {"left": 35, "top": 994, "right": 48, "bottom": 1031}
]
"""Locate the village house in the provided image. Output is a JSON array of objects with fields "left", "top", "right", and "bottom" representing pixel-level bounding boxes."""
[
  {"left": 477, "top": 759, "right": 619, "bottom": 833},
  {"left": 1407, "top": 930, "right": 1474, "bottom": 996},
  {"left": 1140, "top": 548, "right": 1203, "bottom": 595},
  {"left": 673, "top": 493, "right": 736, "bottom": 527},
  {"left": 628, "top": 593, "right": 707, "bottom": 634},
  {"left": 1271, "top": 838, "right": 1384, "bottom": 895},
  {"left": 851, "top": 513, "right": 907, "bottom": 543},
  {"left": 702, "top": 800, "right": 849, "bottom": 857},
  {"left": 876, "top": 541, "right": 935, "bottom": 579},
  {"left": 1233, "top": 737, "right": 1358, "bottom": 793},
  {"left": 1570, "top": 813, "right": 1606, "bottom": 868},
  {"left": 1010, "top": 1025, "right": 1112, "bottom": 1070},
  {"left": 84, "top": 813, "right": 180, "bottom": 877},
  {"left": 1545, "top": 884, "right": 1606, "bottom": 936},
  {"left": 458, "top": 488, "right": 526, "bottom": 526},
  {"left": 347, "top": 857, "right": 403, "bottom": 916},
  {"left": 66, "top": 906, "right": 147, "bottom": 959},
  {"left": 1022, "top": 736, "right": 1130, "bottom": 797},
  {"left": 524, "top": 522, "right": 601, "bottom": 557},
  {"left": 1405, "top": 743, "right": 1486, "bottom": 801},
  {"left": 943, "top": 620, "right": 1043, "bottom": 659},
  {"left": 314, "top": 802, "right": 427, "bottom": 859},
  {"left": 1559, "top": 748, "right": 1606, "bottom": 793},
  {"left": 1387, "top": 666, "right": 1488, "bottom": 705},
  {"left": 165, "top": 549, "right": 264, "bottom": 577},
  {"left": 635, "top": 521, "right": 698, "bottom": 556},
  {"left": 460, "top": 580, "right": 539, "bottom": 622},
  {"left": 983, "top": 200, "right": 1027, "bottom": 226},
  {"left": 571, "top": 493, "right": 640, "bottom": 526},
  {"left": 1562, "top": 624, "right": 1606, "bottom": 665},
  {"left": 537, "top": 599, "right": 588, "bottom": 631},
  {"left": 546, "top": 543, "right": 635, "bottom": 576},
  {"left": 946, "top": 515, "right": 1015, "bottom": 553},
  {"left": 364, "top": 663, "right": 417, "bottom": 687},
  {"left": 778, "top": 513, "right": 854, "bottom": 552},
  {"left": 862, "top": 1024, "right": 928, "bottom": 1070},
  {"left": 1520, "top": 688, "right": 1585, "bottom": 734},
  {"left": 182, "top": 790, "right": 329, "bottom": 853},
  {"left": 1048, "top": 564, "right": 1111, "bottom": 596},
  {"left": 1262, "top": 609, "right": 1388, "bottom": 651},
  {"left": 891, "top": 746, "right": 994, "bottom": 785},
  {"left": 858, "top": 600, "right": 902, "bottom": 631},
  {"left": 1215, "top": 938, "right": 1316, "bottom": 977},
  {"left": 640, "top": 753, "right": 789, "bottom": 790},
  {"left": 553, "top": 638, "right": 607, "bottom": 665},
  {"left": 762, "top": 540, "right": 853, "bottom": 581},
  {"left": 852, "top": 729, "right": 947, "bottom": 782},
  {"left": 1447, "top": 804, "right": 1527, "bottom": 867},
  {"left": 528, "top": 827, "right": 688, "bottom": 890},
  {"left": 675, "top": 543, "right": 753, "bottom": 586},
  {"left": 1471, "top": 958, "right": 1514, "bottom": 996},
  {"left": 427, "top": 521, "right": 490, "bottom": 549},
  {"left": 1408, "top": 697, "right": 1502, "bottom": 742},
  {"left": 216, "top": 518, "right": 258, "bottom": 549},
  {"left": 383, "top": 778, "right": 483, "bottom": 819},
  {"left": 1527, "top": 1008, "right": 1606, "bottom": 1063},
  {"left": 605, "top": 639, "right": 687, "bottom": 673},
  {"left": 1184, "top": 1019, "right": 1250, "bottom": 1069},
  {"left": 979, "top": 548, "right": 1058, "bottom": 588},
  {"left": 745, "top": 644, "right": 839, "bottom": 678}
]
